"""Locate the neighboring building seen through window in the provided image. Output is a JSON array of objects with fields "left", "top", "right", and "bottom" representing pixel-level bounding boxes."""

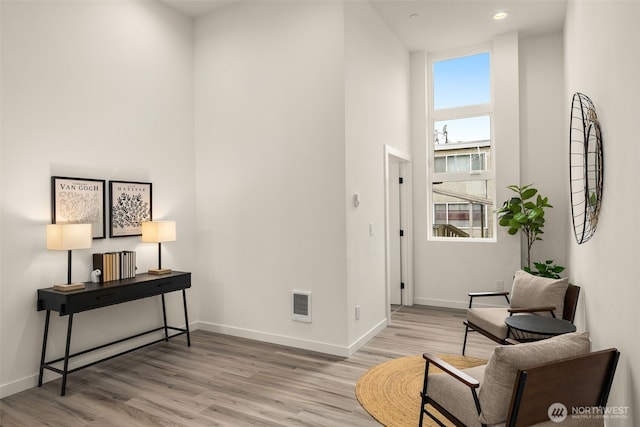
[
  {"left": 429, "top": 50, "right": 494, "bottom": 239},
  {"left": 434, "top": 152, "right": 487, "bottom": 173}
]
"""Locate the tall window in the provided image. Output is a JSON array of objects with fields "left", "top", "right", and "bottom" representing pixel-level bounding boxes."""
[{"left": 429, "top": 50, "right": 494, "bottom": 239}]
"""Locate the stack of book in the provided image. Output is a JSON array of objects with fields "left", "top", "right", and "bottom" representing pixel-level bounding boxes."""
[{"left": 93, "top": 251, "right": 137, "bottom": 282}]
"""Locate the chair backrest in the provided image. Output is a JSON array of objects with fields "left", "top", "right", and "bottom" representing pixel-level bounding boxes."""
[
  {"left": 563, "top": 284, "right": 580, "bottom": 322},
  {"left": 505, "top": 348, "right": 620, "bottom": 427}
]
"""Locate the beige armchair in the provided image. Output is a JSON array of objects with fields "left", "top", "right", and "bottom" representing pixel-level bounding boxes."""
[
  {"left": 420, "top": 332, "right": 620, "bottom": 427},
  {"left": 462, "top": 270, "right": 580, "bottom": 355}
]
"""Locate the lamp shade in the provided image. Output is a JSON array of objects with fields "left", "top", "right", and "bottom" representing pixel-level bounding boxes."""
[
  {"left": 46, "top": 223, "right": 93, "bottom": 250},
  {"left": 141, "top": 221, "right": 176, "bottom": 243}
]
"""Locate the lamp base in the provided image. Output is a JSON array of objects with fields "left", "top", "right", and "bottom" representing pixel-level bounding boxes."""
[
  {"left": 54, "top": 282, "right": 86, "bottom": 292},
  {"left": 148, "top": 268, "right": 172, "bottom": 275}
]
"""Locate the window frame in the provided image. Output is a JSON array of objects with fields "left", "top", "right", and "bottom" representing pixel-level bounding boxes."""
[
  {"left": 428, "top": 46, "right": 496, "bottom": 242},
  {"left": 434, "top": 152, "right": 487, "bottom": 173},
  {"left": 433, "top": 202, "right": 490, "bottom": 235}
]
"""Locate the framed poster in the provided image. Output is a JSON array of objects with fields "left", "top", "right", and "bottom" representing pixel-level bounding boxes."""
[
  {"left": 109, "top": 181, "right": 152, "bottom": 237},
  {"left": 51, "top": 176, "right": 106, "bottom": 239}
]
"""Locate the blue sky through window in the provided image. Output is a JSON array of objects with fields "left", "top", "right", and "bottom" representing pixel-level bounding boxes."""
[
  {"left": 433, "top": 52, "right": 491, "bottom": 145},
  {"left": 433, "top": 52, "right": 490, "bottom": 110}
]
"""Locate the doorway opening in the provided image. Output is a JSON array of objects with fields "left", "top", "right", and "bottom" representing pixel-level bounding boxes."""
[{"left": 384, "top": 146, "right": 412, "bottom": 324}]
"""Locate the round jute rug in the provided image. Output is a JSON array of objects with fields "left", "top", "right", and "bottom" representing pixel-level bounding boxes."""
[{"left": 355, "top": 354, "right": 486, "bottom": 427}]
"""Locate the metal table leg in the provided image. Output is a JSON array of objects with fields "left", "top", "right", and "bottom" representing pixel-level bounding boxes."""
[
  {"left": 60, "top": 313, "right": 74, "bottom": 396},
  {"left": 38, "top": 310, "right": 51, "bottom": 387},
  {"left": 182, "top": 289, "right": 191, "bottom": 347},
  {"left": 161, "top": 294, "right": 169, "bottom": 342}
]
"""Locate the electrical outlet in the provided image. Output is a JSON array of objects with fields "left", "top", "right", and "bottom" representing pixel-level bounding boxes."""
[
  {"left": 355, "top": 305, "right": 361, "bottom": 320},
  {"left": 496, "top": 280, "right": 504, "bottom": 291}
]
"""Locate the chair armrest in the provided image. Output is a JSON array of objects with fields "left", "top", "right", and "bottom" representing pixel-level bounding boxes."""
[
  {"left": 468, "top": 291, "right": 510, "bottom": 308},
  {"left": 468, "top": 291, "right": 510, "bottom": 297},
  {"left": 505, "top": 338, "right": 521, "bottom": 345},
  {"left": 422, "top": 353, "right": 480, "bottom": 388},
  {"left": 508, "top": 306, "right": 556, "bottom": 317}
]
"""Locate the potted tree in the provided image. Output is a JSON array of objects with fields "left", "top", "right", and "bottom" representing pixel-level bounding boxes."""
[{"left": 496, "top": 184, "right": 565, "bottom": 278}]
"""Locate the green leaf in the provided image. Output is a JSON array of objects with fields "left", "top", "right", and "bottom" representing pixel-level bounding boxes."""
[
  {"left": 521, "top": 188, "right": 537, "bottom": 200},
  {"left": 528, "top": 209, "right": 543, "bottom": 220},
  {"left": 513, "top": 213, "right": 527, "bottom": 223}
]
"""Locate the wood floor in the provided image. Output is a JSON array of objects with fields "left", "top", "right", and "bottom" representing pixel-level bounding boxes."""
[{"left": 0, "top": 305, "right": 496, "bottom": 426}]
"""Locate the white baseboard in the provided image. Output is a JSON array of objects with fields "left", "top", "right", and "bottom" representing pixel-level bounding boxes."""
[
  {"left": 0, "top": 375, "right": 37, "bottom": 399},
  {"left": 196, "top": 321, "right": 351, "bottom": 357},
  {"left": 347, "top": 318, "right": 388, "bottom": 356},
  {"left": 196, "top": 318, "right": 388, "bottom": 358}
]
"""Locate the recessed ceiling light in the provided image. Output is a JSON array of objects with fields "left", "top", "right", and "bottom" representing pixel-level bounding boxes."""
[{"left": 493, "top": 11, "right": 510, "bottom": 20}]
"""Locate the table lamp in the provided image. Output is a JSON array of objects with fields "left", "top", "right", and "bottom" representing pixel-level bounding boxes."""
[
  {"left": 141, "top": 220, "right": 176, "bottom": 275},
  {"left": 46, "top": 223, "right": 93, "bottom": 290}
]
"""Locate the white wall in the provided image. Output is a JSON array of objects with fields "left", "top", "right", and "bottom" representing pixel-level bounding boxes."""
[
  {"left": 344, "top": 1, "right": 410, "bottom": 347},
  {"left": 565, "top": 1, "right": 640, "bottom": 424},
  {"left": 519, "top": 32, "right": 567, "bottom": 270},
  {"left": 193, "top": 1, "right": 410, "bottom": 356},
  {"left": 0, "top": 0, "right": 410, "bottom": 399},
  {"left": 193, "top": 1, "right": 350, "bottom": 354},
  {"left": 0, "top": 0, "right": 195, "bottom": 397},
  {"left": 411, "top": 33, "right": 521, "bottom": 310}
]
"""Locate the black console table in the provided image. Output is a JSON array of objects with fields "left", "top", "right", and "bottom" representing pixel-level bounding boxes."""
[{"left": 37, "top": 271, "right": 191, "bottom": 396}]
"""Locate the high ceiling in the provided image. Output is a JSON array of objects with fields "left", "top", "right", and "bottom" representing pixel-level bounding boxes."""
[
  {"left": 371, "top": 0, "right": 567, "bottom": 52},
  {"left": 158, "top": 0, "right": 567, "bottom": 52}
]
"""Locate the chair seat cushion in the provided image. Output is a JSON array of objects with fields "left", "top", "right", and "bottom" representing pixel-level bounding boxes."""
[
  {"left": 467, "top": 307, "right": 510, "bottom": 340},
  {"left": 478, "top": 331, "right": 591, "bottom": 425},
  {"left": 427, "top": 365, "right": 486, "bottom": 427}
]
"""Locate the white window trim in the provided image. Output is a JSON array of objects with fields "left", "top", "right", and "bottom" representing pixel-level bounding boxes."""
[{"left": 427, "top": 45, "right": 496, "bottom": 242}]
